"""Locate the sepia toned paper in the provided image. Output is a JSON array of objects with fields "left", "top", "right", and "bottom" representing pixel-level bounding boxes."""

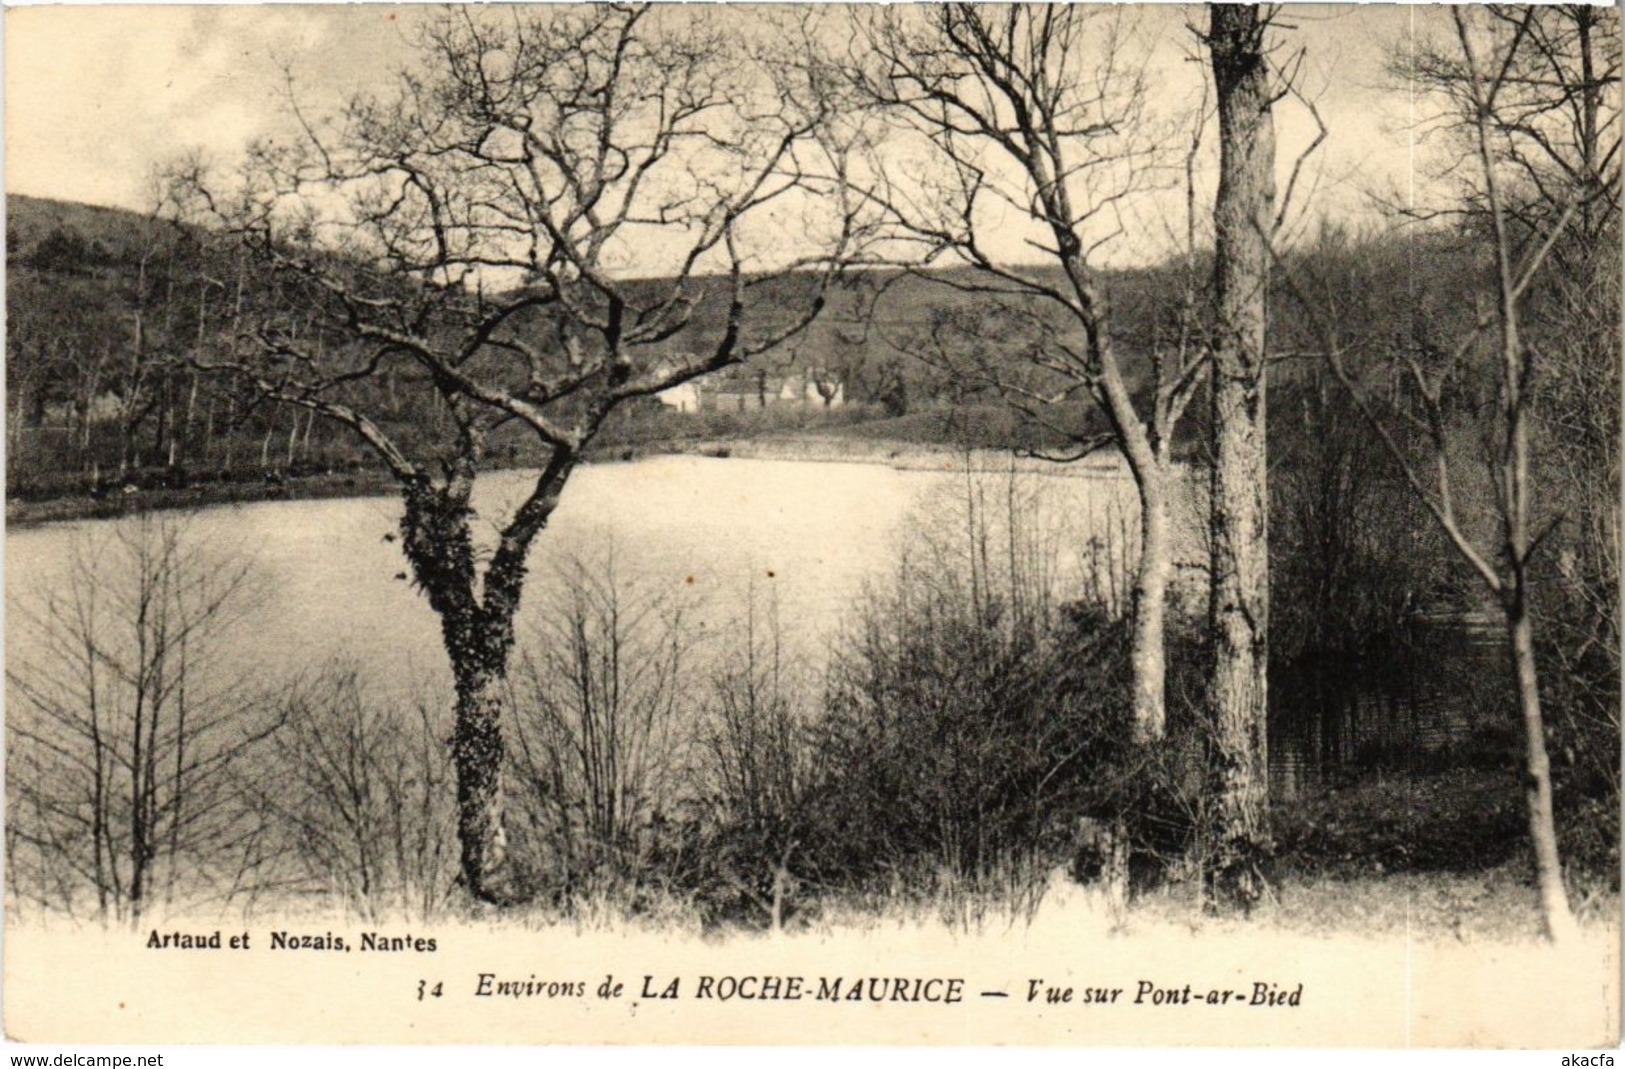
[
  {"left": 5, "top": 3, "right": 1620, "bottom": 1053},
  {"left": 4, "top": 909, "right": 1621, "bottom": 1047}
]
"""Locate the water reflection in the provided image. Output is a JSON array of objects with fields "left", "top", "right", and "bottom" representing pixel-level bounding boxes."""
[
  {"left": 5, "top": 456, "right": 1139, "bottom": 705},
  {"left": 1269, "top": 617, "right": 1511, "bottom": 796},
  {"left": 7, "top": 454, "right": 1496, "bottom": 790}
]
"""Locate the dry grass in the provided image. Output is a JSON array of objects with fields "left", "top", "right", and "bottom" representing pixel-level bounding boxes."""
[{"left": 13, "top": 862, "right": 1615, "bottom": 1047}]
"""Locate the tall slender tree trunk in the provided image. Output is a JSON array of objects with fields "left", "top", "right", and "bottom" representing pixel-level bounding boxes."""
[
  {"left": 1205, "top": 3, "right": 1276, "bottom": 910},
  {"left": 1130, "top": 465, "right": 1171, "bottom": 743},
  {"left": 202, "top": 394, "right": 216, "bottom": 468},
  {"left": 1058, "top": 250, "right": 1173, "bottom": 748},
  {"left": 120, "top": 415, "right": 137, "bottom": 478},
  {"left": 9, "top": 370, "right": 28, "bottom": 454},
  {"left": 1508, "top": 599, "right": 1580, "bottom": 942},
  {"left": 286, "top": 408, "right": 302, "bottom": 468},
  {"left": 155, "top": 380, "right": 171, "bottom": 469},
  {"left": 222, "top": 396, "right": 236, "bottom": 472},
  {"left": 180, "top": 372, "right": 199, "bottom": 468}
]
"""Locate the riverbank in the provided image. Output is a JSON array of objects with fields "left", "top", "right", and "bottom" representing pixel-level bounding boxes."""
[
  {"left": 6, "top": 433, "right": 1136, "bottom": 528},
  {"left": 620, "top": 431, "right": 1134, "bottom": 476},
  {"left": 4, "top": 467, "right": 402, "bottom": 529}
]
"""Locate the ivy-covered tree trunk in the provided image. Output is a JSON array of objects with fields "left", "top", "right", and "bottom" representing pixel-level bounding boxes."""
[
  {"left": 1205, "top": 3, "right": 1276, "bottom": 912},
  {"left": 399, "top": 479, "right": 504, "bottom": 903},
  {"left": 397, "top": 449, "right": 573, "bottom": 907},
  {"left": 449, "top": 665, "right": 520, "bottom": 906}
]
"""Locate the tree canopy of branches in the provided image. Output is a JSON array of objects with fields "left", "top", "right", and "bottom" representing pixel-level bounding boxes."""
[
  {"left": 169, "top": 4, "right": 865, "bottom": 905},
  {"left": 1283, "top": 5, "right": 1621, "bottom": 941},
  {"left": 6, "top": 516, "right": 273, "bottom": 924},
  {"left": 1400, "top": 5, "right": 1619, "bottom": 247},
  {"left": 851, "top": 3, "right": 1199, "bottom": 747}
]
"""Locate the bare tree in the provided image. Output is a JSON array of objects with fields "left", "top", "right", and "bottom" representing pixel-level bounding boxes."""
[
  {"left": 1399, "top": 6, "right": 1619, "bottom": 248},
  {"left": 850, "top": 3, "right": 1195, "bottom": 746},
  {"left": 701, "top": 583, "right": 808, "bottom": 854},
  {"left": 6, "top": 515, "right": 274, "bottom": 924},
  {"left": 509, "top": 553, "right": 692, "bottom": 892},
  {"left": 1281, "top": 6, "right": 1619, "bottom": 942},
  {"left": 259, "top": 667, "right": 458, "bottom": 922},
  {"left": 699, "top": 586, "right": 811, "bottom": 933},
  {"left": 809, "top": 368, "right": 843, "bottom": 408},
  {"left": 1468, "top": 9, "right": 1620, "bottom": 817},
  {"left": 168, "top": 6, "right": 864, "bottom": 904}
]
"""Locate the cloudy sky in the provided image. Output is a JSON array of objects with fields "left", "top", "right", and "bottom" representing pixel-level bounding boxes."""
[
  {"left": 5, "top": 4, "right": 1439, "bottom": 264},
  {"left": 7, "top": 5, "right": 419, "bottom": 208}
]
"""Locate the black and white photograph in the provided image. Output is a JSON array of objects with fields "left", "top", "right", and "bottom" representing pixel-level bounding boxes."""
[{"left": 3, "top": 1, "right": 1619, "bottom": 1052}]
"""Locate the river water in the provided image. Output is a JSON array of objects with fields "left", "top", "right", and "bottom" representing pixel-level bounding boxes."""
[
  {"left": 5, "top": 454, "right": 1141, "bottom": 697},
  {"left": 1268, "top": 616, "right": 1511, "bottom": 795},
  {"left": 5, "top": 453, "right": 1497, "bottom": 793}
]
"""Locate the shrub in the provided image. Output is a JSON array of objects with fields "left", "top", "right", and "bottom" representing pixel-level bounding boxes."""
[
  {"left": 6, "top": 513, "right": 274, "bottom": 923},
  {"left": 683, "top": 585, "right": 815, "bottom": 928},
  {"left": 257, "top": 667, "right": 459, "bottom": 921},
  {"left": 789, "top": 467, "right": 1143, "bottom": 907},
  {"left": 507, "top": 552, "right": 695, "bottom": 901}
]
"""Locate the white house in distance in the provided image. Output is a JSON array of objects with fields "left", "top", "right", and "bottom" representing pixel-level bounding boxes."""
[
  {"left": 657, "top": 366, "right": 843, "bottom": 414},
  {"left": 658, "top": 380, "right": 704, "bottom": 414}
]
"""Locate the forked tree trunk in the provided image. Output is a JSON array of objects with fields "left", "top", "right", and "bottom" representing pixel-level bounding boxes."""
[
  {"left": 398, "top": 448, "right": 575, "bottom": 908},
  {"left": 398, "top": 479, "right": 526, "bottom": 906},
  {"left": 1205, "top": 3, "right": 1276, "bottom": 911},
  {"left": 1056, "top": 259, "right": 1173, "bottom": 749}
]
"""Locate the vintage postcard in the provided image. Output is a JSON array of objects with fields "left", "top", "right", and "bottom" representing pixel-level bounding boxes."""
[{"left": 4, "top": 2, "right": 1619, "bottom": 1052}]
